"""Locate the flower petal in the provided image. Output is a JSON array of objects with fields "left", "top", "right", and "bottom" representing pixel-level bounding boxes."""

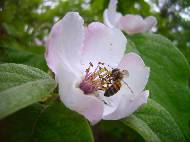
[
  {"left": 45, "top": 12, "right": 85, "bottom": 74},
  {"left": 103, "top": 0, "right": 122, "bottom": 28},
  {"left": 144, "top": 16, "right": 157, "bottom": 31},
  {"left": 118, "top": 52, "right": 150, "bottom": 95},
  {"left": 56, "top": 64, "right": 104, "bottom": 125},
  {"left": 81, "top": 22, "right": 127, "bottom": 68},
  {"left": 118, "top": 15, "right": 147, "bottom": 34},
  {"left": 103, "top": 90, "right": 149, "bottom": 120}
]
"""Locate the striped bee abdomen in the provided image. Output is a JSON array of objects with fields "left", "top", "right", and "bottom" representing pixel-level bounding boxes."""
[{"left": 104, "top": 81, "right": 121, "bottom": 97}]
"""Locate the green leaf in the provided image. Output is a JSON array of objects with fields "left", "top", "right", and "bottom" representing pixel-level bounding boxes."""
[
  {"left": 0, "top": 46, "right": 48, "bottom": 71},
  {"left": 33, "top": 103, "right": 94, "bottom": 142},
  {"left": 123, "top": 99, "right": 185, "bottom": 142},
  {"left": 97, "top": 120, "right": 144, "bottom": 142},
  {"left": 124, "top": 33, "right": 190, "bottom": 141},
  {"left": 5, "top": 103, "right": 94, "bottom": 142},
  {"left": 0, "top": 63, "right": 56, "bottom": 119}
]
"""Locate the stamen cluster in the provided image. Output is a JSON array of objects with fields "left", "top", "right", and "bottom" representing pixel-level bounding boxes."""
[{"left": 79, "top": 62, "right": 113, "bottom": 94}]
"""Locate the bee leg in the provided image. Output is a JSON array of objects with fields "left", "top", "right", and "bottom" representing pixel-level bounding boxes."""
[
  {"left": 103, "top": 99, "right": 114, "bottom": 107},
  {"left": 99, "top": 98, "right": 110, "bottom": 105},
  {"left": 98, "top": 95, "right": 113, "bottom": 106},
  {"left": 103, "top": 100, "right": 108, "bottom": 105}
]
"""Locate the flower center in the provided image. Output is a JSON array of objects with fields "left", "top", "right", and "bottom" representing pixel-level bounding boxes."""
[{"left": 79, "top": 62, "right": 112, "bottom": 94}]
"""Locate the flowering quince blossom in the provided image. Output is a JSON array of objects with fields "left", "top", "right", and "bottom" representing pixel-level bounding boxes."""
[
  {"left": 45, "top": 12, "right": 150, "bottom": 124},
  {"left": 104, "top": 0, "right": 157, "bottom": 34}
]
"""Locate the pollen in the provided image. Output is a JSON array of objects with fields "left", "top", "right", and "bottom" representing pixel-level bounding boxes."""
[{"left": 79, "top": 62, "right": 112, "bottom": 94}]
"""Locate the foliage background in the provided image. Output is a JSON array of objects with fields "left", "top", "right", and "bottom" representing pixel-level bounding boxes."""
[
  {"left": 0, "top": 0, "right": 190, "bottom": 142},
  {"left": 1, "top": 0, "right": 190, "bottom": 66}
]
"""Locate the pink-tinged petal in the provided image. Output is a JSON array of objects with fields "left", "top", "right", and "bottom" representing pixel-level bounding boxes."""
[
  {"left": 118, "top": 15, "right": 147, "bottom": 34},
  {"left": 118, "top": 52, "right": 150, "bottom": 95},
  {"left": 56, "top": 64, "right": 104, "bottom": 125},
  {"left": 103, "top": 0, "right": 122, "bottom": 28},
  {"left": 144, "top": 16, "right": 157, "bottom": 31},
  {"left": 81, "top": 22, "right": 127, "bottom": 68},
  {"left": 45, "top": 12, "right": 85, "bottom": 74},
  {"left": 103, "top": 90, "right": 149, "bottom": 120}
]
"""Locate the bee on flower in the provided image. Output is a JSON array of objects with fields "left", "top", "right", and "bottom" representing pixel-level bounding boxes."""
[{"left": 45, "top": 12, "right": 150, "bottom": 124}]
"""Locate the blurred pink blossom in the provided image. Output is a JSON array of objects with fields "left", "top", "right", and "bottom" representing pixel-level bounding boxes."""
[{"left": 104, "top": 0, "right": 157, "bottom": 34}]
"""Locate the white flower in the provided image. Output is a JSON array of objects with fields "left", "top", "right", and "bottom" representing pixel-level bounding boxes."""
[
  {"left": 104, "top": 0, "right": 157, "bottom": 34},
  {"left": 45, "top": 12, "right": 150, "bottom": 124}
]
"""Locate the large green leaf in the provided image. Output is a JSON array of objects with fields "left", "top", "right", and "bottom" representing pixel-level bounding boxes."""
[
  {"left": 5, "top": 103, "right": 94, "bottom": 142},
  {"left": 123, "top": 99, "right": 185, "bottom": 142},
  {"left": 124, "top": 33, "right": 190, "bottom": 141},
  {"left": 0, "top": 63, "right": 56, "bottom": 119}
]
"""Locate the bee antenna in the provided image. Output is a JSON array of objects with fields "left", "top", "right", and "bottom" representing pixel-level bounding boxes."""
[{"left": 122, "top": 80, "right": 134, "bottom": 94}]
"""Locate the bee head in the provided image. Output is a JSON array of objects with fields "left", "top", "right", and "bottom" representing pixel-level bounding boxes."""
[{"left": 111, "top": 68, "right": 122, "bottom": 81}]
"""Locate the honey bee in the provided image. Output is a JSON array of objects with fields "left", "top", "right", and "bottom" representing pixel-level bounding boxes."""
[{"left": 104, "top": 68, "right": 133, "bottom": 97}]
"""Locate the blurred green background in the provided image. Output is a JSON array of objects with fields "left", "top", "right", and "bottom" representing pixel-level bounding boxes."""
[
  {"left": 0, "top": 0, "right": 190, "bottom": 142},
  {"left": 0, "top": 0, "right": 190, "bottom": 68}
]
